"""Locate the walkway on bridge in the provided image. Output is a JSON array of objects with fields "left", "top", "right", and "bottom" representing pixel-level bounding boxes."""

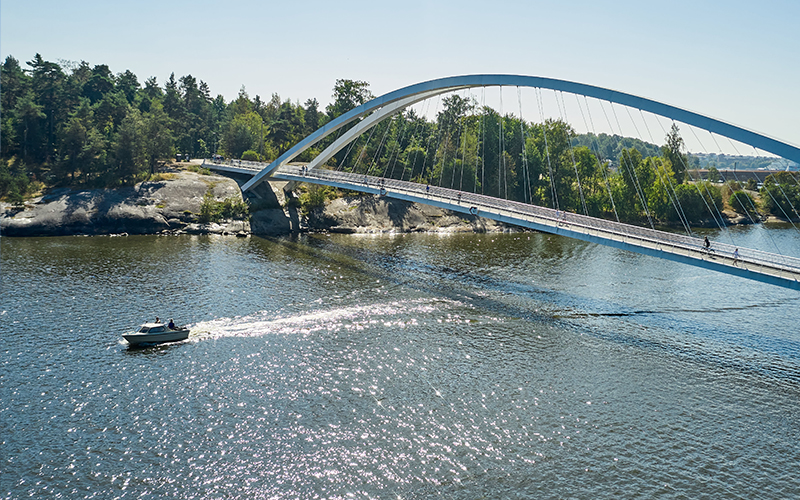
[{"left": 204, "top": 159, "right": 800, "bottom": 290}]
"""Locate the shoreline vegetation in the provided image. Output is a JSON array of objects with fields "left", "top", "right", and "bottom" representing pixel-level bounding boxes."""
[
  {"left": 2, "top": 54, "right": 799, "bottom": 237},
  {"left": 0, "top": 163, "right": 514, "bottom": 237}
]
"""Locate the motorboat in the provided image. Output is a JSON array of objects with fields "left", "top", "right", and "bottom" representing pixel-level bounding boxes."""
[{"left": 123, "top": 322, "right": 190, "bottom": 346}]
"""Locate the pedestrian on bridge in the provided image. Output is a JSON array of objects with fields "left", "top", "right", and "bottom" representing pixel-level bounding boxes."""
[{"left": 704, "top": 236, "right": 714, "bottom": 254}]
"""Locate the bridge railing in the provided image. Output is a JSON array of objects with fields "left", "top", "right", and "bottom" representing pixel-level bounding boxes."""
[
  {"left": 202, "top": 159, "right": 800, "bottom": 276},
  {"left": 277, "top": 165, "right": 800, "bottom": 274},
  {"left": 205, "top": 158, "right": 265, "bottom": 171}
]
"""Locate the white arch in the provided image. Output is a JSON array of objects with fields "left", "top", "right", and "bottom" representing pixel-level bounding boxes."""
[
  {"left": 242, "top": 74, "right": 800, "bottom": 192},
  {"left": 307, "top": 89, "right": 454, "bottom": 170}
]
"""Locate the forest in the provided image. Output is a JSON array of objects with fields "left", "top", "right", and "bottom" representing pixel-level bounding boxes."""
[{"left": 2, "top": 54, "right": 798, "bottom": 226}]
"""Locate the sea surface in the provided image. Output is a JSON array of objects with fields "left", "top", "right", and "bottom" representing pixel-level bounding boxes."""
[{"left": 2, "top": 226, "right": 800, "bottom": 499}]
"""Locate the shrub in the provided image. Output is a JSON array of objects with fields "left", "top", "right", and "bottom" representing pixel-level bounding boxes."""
[
  {"left": 298, "top": 184, "right": 337, "bottom": 216},
  {"left": 729, "top": 190, "right": 758, "bottom": 218},
  {"left": 186, "top": 164, "right": 212, "bottom": 175},
  {"left": 760, "top": 172, "right": 800, "bottom": 218},
  {"left": 199, "top": 190, "right": 250, "bottom": 223},
  {"left": 673, "top": 181, "right": 723, "bottom": 223},
  {"left": 241, "top": 150, "right": 261, "bottom": 162},
  {"left": 0, "top": 162, "right": 31, "bottom": 203}
]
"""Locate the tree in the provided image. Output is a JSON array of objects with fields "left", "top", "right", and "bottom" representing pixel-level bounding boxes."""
[
  {"left": 230, "top": 86, "right": 252, "bottom": 116},
  {"left": 222, "top": 111, "right": 262, "bottom": 159},
  {"left": 93, "top": 91, "right": 129, "bottom": 135},
  {"left": 662, "top": 123, "right": 688, "bottom": 184},
  {"left": 138, "top": 76, "right": 163, "bottom": 112},
  {"left": 162, "top": 73, "right": 183, "bottom": 121},
  {"left": 268, "top": 100, "right": 302, "bottom": 153},
  {"left": 303, "top": 98, "right": 320, "bottom": 134},
  {"left": 116, "top": 70, "right": 140, "bottom": 104},
  {"left": 114, "top": 109, "right": 146, "bottom": 182},
  {"left": 1, "top": 56, "right": 31, "bottom": 158},
  {"left": 1, "top": 57, "right": 30, "bottom": 158},
  {"left": 0, "top": 161, "right": 31, "bottom": 204},
  {"left": 83, "top": 64, "right": 115, "bottom": 103},
  {"left": 27, "top": 54, "right": 67, "bottom": 162},
  {"left": 14, "top": 92, "right": 46, "bottom": 164},
  {"left": 1, "top": 56, "right": 30, "bottom": 112},
  {"left": 761, "top": 172, "right": 800, "bottom": 218},
  {"left": 729, "top": 190, "right": 759, "bottom": 219},
  {"left": 141, "top": 102, "right": 173, "bottom": 175},
  {"left": 326, "top": 79, "right": 372, "bottom": 119}
]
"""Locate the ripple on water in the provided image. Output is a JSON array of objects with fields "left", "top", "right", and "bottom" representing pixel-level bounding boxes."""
[{"left": 2, "top": 233, "right": 800, "bottom": 499}]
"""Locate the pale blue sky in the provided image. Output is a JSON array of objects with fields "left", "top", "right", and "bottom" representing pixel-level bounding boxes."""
[{"left": 2, "top": 0, "right": 799, "bottom": 150}]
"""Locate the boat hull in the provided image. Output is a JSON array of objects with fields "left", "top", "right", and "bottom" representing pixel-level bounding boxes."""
[{"left": 123, "top": 328, "right": 190, "bottom": 346}]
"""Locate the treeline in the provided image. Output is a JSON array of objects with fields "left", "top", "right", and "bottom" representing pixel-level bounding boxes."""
[
  {"left": 1, "top": 54, "right": 798, "bottom": 224},
  {"left": 0, "top": 54, "right": 367, "bottom": 200},
  {"left": 315, "top": 93, "right": 798, "bottom": 224},
  {"left": 322, "top": 93, "right": 719, "bottom": 226}
]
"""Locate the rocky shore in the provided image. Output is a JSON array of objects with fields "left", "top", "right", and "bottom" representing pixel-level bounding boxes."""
[
  {"left": 5, "top": 166, "right": 771, "bottom": 238},
  {"left": 0, "top": 168, "right": 511, "bottom": 237}
]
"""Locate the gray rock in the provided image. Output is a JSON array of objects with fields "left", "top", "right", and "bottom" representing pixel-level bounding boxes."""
[
  {"left": 1, "top": 171, "right": 248, "bottom": 237},
  {"left": 304, "top": 195, "right": 510, "bottom": 234},
  {"left": 1, "top": 168, "right": 510, "bottom": 237}
]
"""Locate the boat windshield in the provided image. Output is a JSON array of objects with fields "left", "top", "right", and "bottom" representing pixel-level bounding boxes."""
[{"left": 137, "top": 326, "right": 150, "bottom": 333}]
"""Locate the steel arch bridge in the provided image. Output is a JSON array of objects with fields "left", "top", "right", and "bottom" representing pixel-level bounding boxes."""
[
  {"left": 240, "top": 74, "right": 800, "bottom": 193},
  {"left": 206, "top": 75, "right": 800, "bottom": 290}
]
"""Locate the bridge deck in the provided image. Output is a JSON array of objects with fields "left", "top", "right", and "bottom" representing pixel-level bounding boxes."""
[{"left": 203, "top": 159, "right": 800, "bottom": 290}]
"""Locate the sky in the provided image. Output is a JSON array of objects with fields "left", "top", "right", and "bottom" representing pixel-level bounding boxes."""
[{"left": 2, "top": 0, "right": 799, "bottom": 154}]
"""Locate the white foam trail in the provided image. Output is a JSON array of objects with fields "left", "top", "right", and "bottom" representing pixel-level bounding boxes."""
[{"left": 187, "top": 297, "right": 463, "bottom": 340}]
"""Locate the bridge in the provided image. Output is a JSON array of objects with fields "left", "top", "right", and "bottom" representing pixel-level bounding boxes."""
[{"left": 203, "top": 75, "right": 800, "bottom": 291}]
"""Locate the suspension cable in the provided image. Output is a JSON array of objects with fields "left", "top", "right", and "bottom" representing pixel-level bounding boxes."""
[
  {"left": 517, "top": 87, "right": 532, "bottom": 204},
  {"left": 419, "top": 94, "right": 443, "bottom": 184},
  {"left": 481, "top": 87, "right": 486, "bottom": 195},
  {"left": 655, "top": 118, "right": 728, "bottom": 232},
  {"left": 601, "top": 102, "right": 653, "bottom": 228},
  {"left": 365, "top": 113, "right": 395, "bottom": 178},
  {"left": 686, "top": 124, "right": 733, "bottom": 237},
  {"left": 336, "top": 127, "right": 365, "bottom": 172},
  {"left": 726, "top": 138, "right": 800, "bottom": 233},
  {"left": 638, "top": 110, "right": 692, "bottom": 234},
  {"left": 436, "top": 94, "right": 456, "bottom": 189},
  {"left": 751, "top": 146, "right": 800, "bottom": 228},
  {"left": 387, "top": 107, "right": 413, "bottom": 180},
  {"left": 743, "top": 148, "right": 800, "bottom": 235},
  {"left": 451, "top": 89, "right": 468, "bottom": 191},
  {"left": 405, "top": 98, "right": 432, "bottom": 182},
  {"left": 706, "top": 132, "right": 790, "bottom": 261},
  {"left": 472, "top": 91, "right": 482, "bottom": 195},
  {"left": 578, "top": 95, "right": 619, "bottom": 222},
  {"left": 499, "top": 86, "right": 507, "bottom": 199},
  {"left": 536, "top": 88, "right": 558, "bottom": 210},
  {"left": 556, "top": 90, "right": 588, "bottom": 215},
  {"left": 619, "top": 105, "right": 657, "bottom": 228},
  {"left": 708, "top": 133, "right": 762, "bottom": 224},
  {"left": 458, "top": 90, "right": 471, "bottom": 193},
  {"left": 381, "top": 115, "right": 398, "bottom": 179},
  {"left": 350, "top": 123, "right": 378, "bottom": 174},
  {"left": 610, "top": 104, "right": 654, "bottom": 227}
]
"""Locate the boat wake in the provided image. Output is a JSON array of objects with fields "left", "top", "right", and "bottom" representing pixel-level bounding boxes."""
[{"left": 186, "top": 297, "right": 464, "bottom": 341}]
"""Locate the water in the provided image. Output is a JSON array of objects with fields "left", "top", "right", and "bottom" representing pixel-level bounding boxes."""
[{"left": 2, "top": 227, "right": 800, "bottom": 499}]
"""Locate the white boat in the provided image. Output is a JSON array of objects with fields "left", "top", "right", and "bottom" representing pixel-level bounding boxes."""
[{"left": 123, "top": 322, "right": 190, "bottom": 346}]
